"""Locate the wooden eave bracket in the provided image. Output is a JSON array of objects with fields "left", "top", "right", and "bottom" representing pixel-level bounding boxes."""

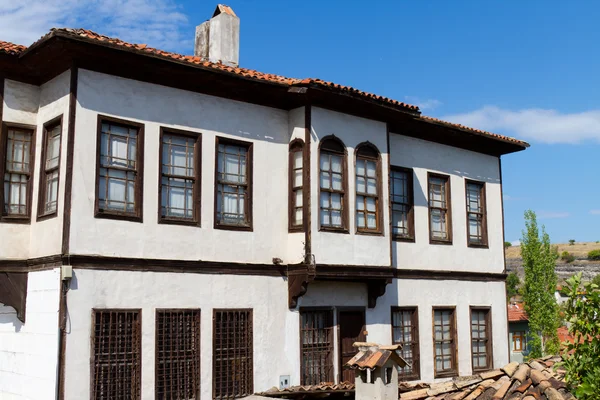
[
  {"left": 0, "top": 272, "right": 28, "bottom": 322},
  {"left": 367, "top": 278, "right": 391, "bottom": 308},
  {"left": 288, "top": 263, "right": 316, "bottom": 309}
]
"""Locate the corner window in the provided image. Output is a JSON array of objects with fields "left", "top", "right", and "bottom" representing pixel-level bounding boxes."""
[
  {"left": 392, "top": 307, "right": 420, "bottom": 380},
  {"left": 471, "top": 307, "right": 492, "bottom": 372},
  {"left": 355, "top": 143, "right": 381, "bottom": 234},
  {"left": 390, "top": 167, "right": 414, "bottom": 241},
  {"left": 159, "top": 129, "right": 201, "bottom": 225},
  {"left": 433, "top": 307, "right": 457, "bottom": 378},
  {"left": 319, "top": 136, "right": 347, "bottom": 231},
  {"left": 1, "top": 123, "right": 36, "bottom": 222},
  {"left": 289, "top": 139, "right": 304, "bottom": 231},
  {"left": 95, "top": 116, "right": 144, "bottom": 222},
  {"left": 215, "top": 137, "right": 252, "bottom": 230},
  {"left": 466, "top": 180, "right": 487, "bottom": 247},
  {"left": 38, "top": 117, "right": 62, "bottom": 219},
  {"left": 428, "top": 173, "right": 452, "bottom": 244}
]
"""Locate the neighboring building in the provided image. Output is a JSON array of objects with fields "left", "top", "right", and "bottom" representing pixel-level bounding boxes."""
[
  {"left": 507, "top": 303, "right": 530, "bottom": 362},
  {"left": 0, "top": 5, "right": 529, "bottom": 400}
]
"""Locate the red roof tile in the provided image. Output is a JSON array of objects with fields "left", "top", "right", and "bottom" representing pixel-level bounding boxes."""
[
  {"left": 508, "top": 303, "right": 528, "bottom": 322},
  {"left": 0, "top": 40, "right": 27, "bottom": 55}
]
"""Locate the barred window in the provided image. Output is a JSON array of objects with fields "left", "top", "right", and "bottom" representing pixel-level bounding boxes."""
[
  {"left": 355, "top": 143, "right": 381, "bottom": 233},
  {"left": 213, "top": 309, "right": 253, "bottom": 400},
  {"left": 289, "top": 140, "right": 304, "bottom": 231},
  {"left": 215, "top": 138, "right": 252, "bottom": 229},
  {"left": 390, "top": 167, "right": 414, "bottom": 240},
  {"left": 428, "top": 173, "right": 452, "bottom": 243},
  {"left": 96, "top": 116, "right": 144, "bottom": 221},
  {"left": 392, "top": 307, "right": 420, "bottom": 380},
  {"left": 433, "top": 308, "right": 457, "bottom": 378},
  {"left": 39, "top": 119, "right": 62, "bottom": 218},
  {"left": 319, "top": 137, "right": 346, "bottom": 231},
  {"left": 156, "top": 309, "right": 201, "bottom": 399},
  {"left": 1, "top": 125, "right": 35, "bottom": 221},
  {"left": 300, "top": 309, "right": 334, "bottom": 385},
  {"left": 466, "top": 181, "right": 487, "bottom": 246},
  {"left": 471, "top": 308, "right": 492, "bottom": 372},
  {"left": 91, "top": 309, "right": 141, "bottom": 400},
  {"left": 160, "top": 130, "right": 201, "bottom": 225}
]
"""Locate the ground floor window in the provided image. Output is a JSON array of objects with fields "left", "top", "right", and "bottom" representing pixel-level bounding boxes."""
[
  {"left": 513, "top": 331, "right": 525, "bottom": 352},
  {"left": 156, "top": 309, "right": 201, "bottom": 399},
  {"left": 91, "top": 309, "right": 141, "bottom": 400},
  {"left": 433, "top": 307, "right": 457, "bottom": 378},
  {"left": 300, "top": 309, "right": 334, "bottom": 385},
  {"left": 470, "top": 307, "right": 492, "bottom": 372},
  {"left": 213, "top": 309, "right": 253, "bottom": 400},
  {"left": 391, "top": 307, "right": 420, "bottom": 380}
]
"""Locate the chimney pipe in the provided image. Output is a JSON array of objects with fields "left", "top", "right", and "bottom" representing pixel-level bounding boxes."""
[{"left": 195, "top": 4, "right": 240, "bottom": 67}]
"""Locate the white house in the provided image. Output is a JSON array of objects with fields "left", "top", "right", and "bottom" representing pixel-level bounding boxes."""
[{"left": 0, "top": 5, "right": 529, "bottom": 400}]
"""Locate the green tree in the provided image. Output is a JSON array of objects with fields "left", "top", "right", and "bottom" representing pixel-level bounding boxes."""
[
  {"left": 569, "top": 239, "right": 576, "bottom": 246},
  {"left": 520, "top": 210, "right": 560, "bottom": 357},
  {"left": 560, "top": 273, "right": 600, "bottom": 399},
  {"left": 504, "top": 241, "right": 512, "bottom": 249},
  {"left": 506, "top": 272, "right": 520, "bottom": 301}
]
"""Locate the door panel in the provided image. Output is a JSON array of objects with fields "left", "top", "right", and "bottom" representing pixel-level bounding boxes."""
[{"left": 339, "top": 310, "right": 366, "bottom": 383}]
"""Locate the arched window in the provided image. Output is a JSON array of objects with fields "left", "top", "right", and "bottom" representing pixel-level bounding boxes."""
[
  {"left": 289, "top": 139, "right": 304, "bottom": 231},
  {"left": 355, "top": 143, "right": 381, "bottom": 233},
  {"left": 319, "top": 136, "right": 347, "bottom": 231}
]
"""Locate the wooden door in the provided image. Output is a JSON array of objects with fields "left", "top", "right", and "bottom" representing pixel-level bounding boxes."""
[{"left": 338, "top": 310, "right": 366, "bottom": 383}]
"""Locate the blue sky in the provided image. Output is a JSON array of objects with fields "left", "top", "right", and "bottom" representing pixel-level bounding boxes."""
[{"left": 2, "top": 0, "right": 598, "bottom": 244}]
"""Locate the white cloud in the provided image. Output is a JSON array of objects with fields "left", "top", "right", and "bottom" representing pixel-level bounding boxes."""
[
  {"left": 0, "top": 0, "right": 190, "bottom": 52},
  {"left": 538, "top": 211, "right": 570, "bottom": 219},
  {"left": 590, "top": 210, "right": 600, "bottom": 215},
  {"left": 441, "top": 105, "right": 600, "bottom": 144},
  {"left": 405, "top": 97, "right": 442, "bottom": 111},
  {"left": 511, "top": 240, "right": 521, "bottom": 246}
]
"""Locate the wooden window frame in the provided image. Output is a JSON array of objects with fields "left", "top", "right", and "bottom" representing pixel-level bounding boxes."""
[
  {"left": 299, "top": 307, "right": 335, "bottom": 385},
  {"left": 158, "top": 127, "right": 202, "bottom": 226},
  {"left": 318, "top": 136, "right": 348, "bottom": 233},
  {"left": 212, "top": 308, "right": 254, "bottom": 400},
  {"left": 391, "top": 306, "right": 420, "bottom": 381},
  {"left": 427, "top": 172, "right": 452, "bottom": 245},
  {"left": 155, "top": 308, "right": 201, "bottom": 399},
  {"left": 513, "top": 331, "right": 525, "bottom": 352},
  {"left": 90, "top": 308, "right": 142, "bottom": 400},
  {"left": 432, "top": 306, "right": 458, "bottom": 378},
  {"left": 214, "top": 136, "right": 253, "bottom": 231},
  {"left": 94, "top": 115, "right": 145, "bottom": 223},
  {"left": 37, "top": 115, "right": 63, "bottom": 221},
  {"left": 288, "top": 139, "right": 304, "bottom": 232},
  {"left": 0, "top": 122, "right": 37, "bottom": 224},
  {"left": 470, "top": 306, "right": 493, "bottom": 373},
  {"left": 465, "top": 179, "right": 488, "bottom": 248},
  {"left": 354, "top": 142, "right": 383, "bottom": 235},
  {"left": 390, "top": 166, "right": 415, "bottom": 242}
]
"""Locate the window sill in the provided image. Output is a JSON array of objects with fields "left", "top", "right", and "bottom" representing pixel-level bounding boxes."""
[
  {"left": 434, "top": 370, "right": 458, "bottom": 379},
  {"left": 0, "top": 215, "right": 31, "bottom": 224},
  {"left": 468, "top": 243, "right": 489, "bottom": 249},
  {"left": 473, "top": 367, "right": 493, "bottom": 374},
  {"left": 37, "top": 211, "right": 58, "bottom": 222},
  {"left": 430, "top": 238, "right": 453, "bottom": 246},
  {"left": 288, "top": 225, "right": 303, "bottom": 233},
  {"left": 214, "top": 223, "right": 253, "bottom": 232},
  {"left": 356, "top": 229, "right": 383, "bottom": 236},
  {"left": 95, "top": 210, "right": 143, "bottom": 223},
  {"left": 158, "top": 217, "right": 200, "bottom": 227},
  {"left": 392, "top": 235, "right": 415, "bottom": 243},
  {"left": 319, "top": 226, "right": 349, "bottom": 234}
]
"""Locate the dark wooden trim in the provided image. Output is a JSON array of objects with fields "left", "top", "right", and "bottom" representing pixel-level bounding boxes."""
[
  {"left": 337, "top": 307, "right": 366, "bottom": 383},
  {"left": 0, "top": 254, "right": 63, "bottom": 272},
  {"left": 62, "top": 65, "right": 77, "bottom": 254},
  {"left": 157, "top": 127, "right": 202, "bottom": 227},
  {"left": 94, "top": 114, "right": 145, "bottom": 223},
  {"left": 37, "top": 114, "right": 64, "bottom": 221},
  {"left": 213, "top": 136, "right": 253, "bottom": 231},
  {"left": 56, "top": 279, "right": 68, "bottom": 400},
  {"left": 465, "top": 178, "right": 489, "bottom": 248},
  {"left": 303, "top": 106, "right": 312, "bottom": 262},
  {"left": 432, "top": 306, "right": 458, "bottom": 379},
  {"left": 0, "top": 122, "right": 37, "bottom": 224},
  {"left": 317, "top": 134, "right": 349, "bottom": 233},
  {"left": 390, "top": 165, "right": 415, "bottom": 242},
  {"left": 391, "top": 306, "right": 421, "bottom": 381},
  {"left": 427, "top": 172, "right": 452, "bottom": 245},
  {"left": 470, "top": 306, "right": 493, "bottom": 373},
  {"left": 498, "top": 157, "right": 507, "bottom": 273},
  {"left": 354, "top": 141, "right": 383, "bottom": 235},
  {"left": 288, "top": 138, "right": 304, "bottom": 232},
  {"left": 386, "top": 125, "right": 393, "bottom": 265},
  {"left": 0, "top": 272, "right": 28, "bottom": 322},
  {"left": 367, "top": 278, "right": 390, "bottom": 308}
]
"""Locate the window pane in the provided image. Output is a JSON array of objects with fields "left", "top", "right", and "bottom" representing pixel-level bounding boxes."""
[
  {"left": 294, "top": 170, "right": 303, "bottom": 187},
  {"left": 331, "top": 155, "right": 342, "bottom": 173},
  {"left": 367, "top": 178, "right": 377, "bottom": 195},
  {"left": 46, "top": 127, "right": 61, "bottom": 170},
  {"left": 295, "top": 189, "right": 303, "bottom": 208},
  {"left": 357, "top": 212, "right": 365, "bottom": 228},
  {"left": 356, "top": 176, "right": 366, "bottom": 193},
  {"left": 367, "top": 214, "right": 376, "bottom": 229},
  {"left": 45, "top": 170, "right": 59, "bottom": 213},
  {"left": 293, "top": 151, "right": 302, "bottom": 169},
  {"left": 320, "top": 171, "right": 331, "bottom": 189}
]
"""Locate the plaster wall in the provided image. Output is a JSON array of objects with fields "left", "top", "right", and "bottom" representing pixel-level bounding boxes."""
[
  {"left": 389, "top": 134, "right": 504, "bottom": 273},
  {"left": 0, "top": 269, "right": 61, "bottom": 400}
]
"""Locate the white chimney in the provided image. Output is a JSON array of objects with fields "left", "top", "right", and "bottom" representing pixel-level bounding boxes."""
[{"left": 195, "top": 4, "right": 240, "bottom": 67}]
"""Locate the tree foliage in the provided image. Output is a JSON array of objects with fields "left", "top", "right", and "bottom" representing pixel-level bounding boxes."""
[
  {"left": 592, "top": 274, "right": 600, "bottom": 287},
  {"left": 560, "top": 273, "right": 600, "bottom": 399},
  {"left": 506, "top": 272, "right": 520, "bottom": 301},
  {"left": 520, "top": 210, "right": 560, "bottom": 357},
  {"left": 504, "top": 241, "right": 512, "bottom": 249}
]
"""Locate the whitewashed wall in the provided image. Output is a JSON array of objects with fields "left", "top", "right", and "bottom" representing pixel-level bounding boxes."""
[
  {"left": 0, "top": 269, "right": 60, "bottom": 400},
  {"left": 309, "top": 107, "right": 391, "bottom": 266},
  {"left": 389, "top": 134, "right": 504, "bottom": 273}
]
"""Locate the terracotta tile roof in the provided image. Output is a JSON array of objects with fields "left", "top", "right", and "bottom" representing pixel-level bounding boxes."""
[
  {"left": 214, "top": 4, "right": 236, "bottom": 17},
  {"left": 508, "top": 302, "right": 529, "bottom": 322},
  {"left": 0, "top": 40, "right": 27, "bottom": 55},
  {"left": 345, "top": 343, "right": 408, "bottom": 370}
]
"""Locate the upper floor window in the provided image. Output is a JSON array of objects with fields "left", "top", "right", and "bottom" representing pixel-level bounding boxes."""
[
  {"left": 1, "top": 123, "right": 36, "bottom": 222},
  {"left": 319, "top": 136, "right": 347, "bottom": 231},
  {"left": 95, "top": 116, "right": 144, "bottom": 222},
  {"left": 390, "top": 167, "right": 414, "bottom": 241},
  {"left": 355, "top": 143, "right": 381, "bottom": 234},
  {"left": 215, "top": 137, "right": 253, "bottom": 230},
  {"left": 38, "top": 117, "right": 62, "bottom": 219},
  {"left": 471, "top": 307, "right": 492, "bottom": 372},
  {"left": 433, "top": 307, "right": 457, "bottom": 378},
  {"left": 289, "top": 139, "right": 304, "bottom": 231},
  {"left": 428, "top": 173, "right": 452, "bottom": 244},
  {"left": 159, "top": 128, "right": 201, "bottom": 226},
  {"left": 466, "top": 180, "right": 487, "bottom": 247}
]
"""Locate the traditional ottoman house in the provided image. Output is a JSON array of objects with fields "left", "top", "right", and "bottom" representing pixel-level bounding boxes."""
[{"left": 0, "top": 5, "right": 529, "bottom": 400}]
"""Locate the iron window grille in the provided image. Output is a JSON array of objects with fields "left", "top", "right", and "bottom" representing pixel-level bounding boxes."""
[
  {"left": 471, "top": 307, "right": 492, "bottom": 372},
  {"left": 428, "top": 173, "right": 452, "bottom": 243},
  {"left": 390, "top": 167, "right": 414, "bottom": 241},
  {"left": 300, "top": 309, "right": 334, "bottom": 385},
  {"left": 466, "top": 180, "right": 487, "bottom": 247},
  {"left": 1, "top": 124, "right": 35, "bottom": 221},
  {"left": 391, "top": 307, "right": 420, "bottom": 380},
  {"left": 433, "top": 307, "right": 457, "bottom": 378},
  {"left": 38, "top": 118, "right": 62, "bottom": 218},
  {"left": 355, "top": 144, "right": 381, "bottom": 233}
]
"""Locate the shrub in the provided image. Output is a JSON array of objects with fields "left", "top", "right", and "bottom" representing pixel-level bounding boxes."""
[
  {"left": 504, "top": 241, "right": 512, "bottom": 249},
  {"left": 569, "top": 239, "right": 576, "bottom": 246},
  {"left": 561, "top": 251, "right": 575, "bottom": 263},
  {"left": 588, "top": 250, "right": 600, "bottom": 261},
  {"left": 506, "top": 272, "right": 520, "bottom": 300}
]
